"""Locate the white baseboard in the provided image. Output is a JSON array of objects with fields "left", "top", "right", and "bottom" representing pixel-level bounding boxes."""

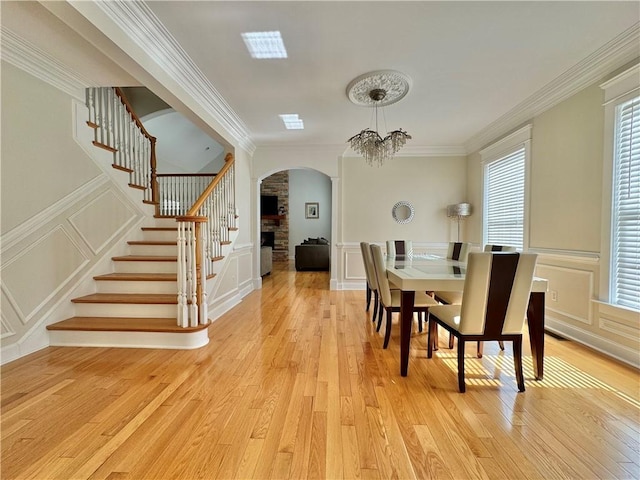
[
  {"left": 546, "top": 316, "right": 640, "bottom": 368},
  {"left": 48, "top": 330, "right": 209, "bottom": 350}
]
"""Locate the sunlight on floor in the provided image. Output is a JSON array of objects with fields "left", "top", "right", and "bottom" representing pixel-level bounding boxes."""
[{"left": 435, "top": 351, "right": 640, "bottom": 407}]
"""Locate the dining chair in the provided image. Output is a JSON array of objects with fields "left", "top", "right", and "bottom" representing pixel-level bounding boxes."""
[
  {"left": 427, "top": 252, "right": 537, "bottom": 392},
  {"left": 386, "top": 240, "right": 414, "bottom": 258},
  {"left": 370, "top": 244, "right": 438, "bottom": 348},
  {"left": 484, "top": 244, "right": 517, "bottom": 252},
  {"left": 433, "top": 242, "right": 471, "bottom": 348},
  {"left": 360, "top": 242, "right": 379, "bottom": 323}
]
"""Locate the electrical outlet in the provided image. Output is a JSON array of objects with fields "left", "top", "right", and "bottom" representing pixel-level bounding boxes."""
[{"left": 550, "top": 290, "right": 558, "bottom": 302}]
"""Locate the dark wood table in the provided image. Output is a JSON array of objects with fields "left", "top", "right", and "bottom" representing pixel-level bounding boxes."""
[{"left": 385, "top": 254, "right": 548, "bottom": 379}]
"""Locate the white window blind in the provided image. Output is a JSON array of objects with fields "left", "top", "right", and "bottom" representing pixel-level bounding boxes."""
[
  {"left": 612, "top": 96, "right": 640, "bottom": 311},
  {"left": 485, "top": 148, "right": 525, "bottom": 249}
]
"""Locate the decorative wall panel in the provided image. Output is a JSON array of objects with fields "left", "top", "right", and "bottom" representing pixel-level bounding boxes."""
[
  {"left": 536, "top": 264, "right": 593, "bottom": 325},
  {"left": 69, "top": 189, "right": 137, "bottom": 254},
  {"left": 1, "top": 226, "right": 88, "bottom": 323}
]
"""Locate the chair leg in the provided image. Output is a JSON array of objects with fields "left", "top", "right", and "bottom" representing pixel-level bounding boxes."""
[
  {"left": 418, "top": 312, "right": 423, "bottom": 333},
  {"left": 513, "top": 337, "right": 525, "bottom": 392},
  {"left": 457, "top": 338, "right": 466, "bottom": 393},
  {"left": 427, "top": 316, "right": 434, "bottom": 358},
  {"left": 372, "top": 291, "right": 379, "bottom": 323},
  {"left": 477, "top": 341, "right": 483, "bottom": 358},
  {"left": 376, "top": 302, "right": 383, "bottom": 332},
  {"left": 498, "top": 340, "right": 505, "bottom": 351},
  {"left": 383, "top": 310, "right": 392, "bottom": 349},
  {"left": 448, "top": 332, "right": 454, "bottom": 349},
  {"left": 366, "top": 285, "right": 372, "bottom": 311}
]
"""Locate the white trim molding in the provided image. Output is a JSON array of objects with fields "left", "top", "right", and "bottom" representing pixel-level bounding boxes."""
[
  {"left": 343, "top": 145, "right": 467, "bottom": 158},
  {"left": 85, "top": 1, "right": 255, "bottom": 154},
  {"left": 466, "top": 23, "right": 640, "bottom": 153},
  {"left": 0, "top": 27, "right": 90, "bottom": 99}
]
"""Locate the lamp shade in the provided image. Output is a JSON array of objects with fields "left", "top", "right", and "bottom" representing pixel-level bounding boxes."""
[{"left": 447, "top": 203, "right": 472, "bottom": 218}]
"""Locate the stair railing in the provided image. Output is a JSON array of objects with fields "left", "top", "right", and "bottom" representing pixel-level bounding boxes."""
[
  {"left": 157, "top": 173, "right": 217, "bottom": 216},
  {"left": 176, "top": 153, "right": 236, "bottom": 327},
  {"left": 86, "top": 87, "right": 159, "bottom": 209}
]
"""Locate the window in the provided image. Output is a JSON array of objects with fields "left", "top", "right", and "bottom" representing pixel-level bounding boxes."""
[
  {"left": 481, "top": 125, "right": 531, "bottom": 251},
  {"left": 611, "top": 96, "right": 640, "bottom": 310},
  {"left": 601, "top": 64, "right": 640, "bottom": 312}
]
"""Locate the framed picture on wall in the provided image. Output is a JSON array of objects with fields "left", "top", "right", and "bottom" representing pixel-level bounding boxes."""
[{"left": 305, "top": 202, "right": 319, "bottom": 219}]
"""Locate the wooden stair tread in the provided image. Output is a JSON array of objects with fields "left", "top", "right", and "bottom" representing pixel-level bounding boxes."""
[
  {"left": 141, "top": 227, "right": 178, "bottom": 231},
  {"left": 94, "top": 273, "right": 176, "bottom": 282},
  {"left": 112, "top": 255, "right": 177, "bottom": 262},
  {"left": 127, "top": 241, "right": 176, "bottom": 246},
  {"left": 71, "top": 293, "right": 177, "bottom": 304},
  {"left": 47, "top": 317, "right": 207, "bottom": 333}
]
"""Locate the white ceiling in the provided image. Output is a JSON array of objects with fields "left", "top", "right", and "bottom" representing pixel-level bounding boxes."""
[
  {"left": 145, "top": 1, "right": 640, "bottom": 149},
  {"left": 2, "top": 1, "right": 639, "bottom": 153}
]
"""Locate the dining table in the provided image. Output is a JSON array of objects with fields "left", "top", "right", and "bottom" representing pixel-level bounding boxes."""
[{"left": 385, "top": 254, "right": 548, "bottom": 379}]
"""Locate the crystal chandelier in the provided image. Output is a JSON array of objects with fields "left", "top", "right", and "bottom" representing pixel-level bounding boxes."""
[{"left": 347, "top": 71, "right": 412, "bottom": 167}]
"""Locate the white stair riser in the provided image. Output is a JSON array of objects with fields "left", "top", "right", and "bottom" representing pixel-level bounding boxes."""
[
  {"left": 74, "top": 303, "right": 177, "bottom": 318},
  {"left": 95, "top": 280, "right": 177, "bottom": 294},
  {"left": 49, "top": 330, "right": 209, "bottom": 349},
  {"left": 152, "top": 218, "right": 179, "bottom": 228},
  {"left": 142, "top": 231, "right": 178, "bottom": 242},
  {"left": 113, "top": 261, "right": 177, "bottom": 274},
  {"left": 128, "top": 244, "right": 177, "bottom": 256}
]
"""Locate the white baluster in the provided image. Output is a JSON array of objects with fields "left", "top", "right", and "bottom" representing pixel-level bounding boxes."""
[
  {"left": 177, "top": 222, "right": 188, "bottom": 327},
  {"left": 86, "top": 88, "right": 97, "bottom": 141},
  {"left": 198, "top": 227, "right": 208, "bottom": 325},
  {"left": 188, "top": 224, "right": 198, "bottom": 327}
]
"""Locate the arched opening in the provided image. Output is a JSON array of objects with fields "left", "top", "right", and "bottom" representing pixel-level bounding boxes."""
[{"left": 257, "top": 167, "right": 333, "bottom": 284}]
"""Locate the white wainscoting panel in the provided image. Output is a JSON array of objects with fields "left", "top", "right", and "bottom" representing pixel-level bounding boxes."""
[
  {"left": 1, "top": 225, "right": 89, "bottom": 324},
  {"left": 537, "top": 252, "right": 639, "bottom": 367},
  {"left": 536, "top": 264, "right": 594, "bottom": 325},
  {"left": 1, "top": 313, "right": 15, "bottom": 339},
  {"left": 68, "top": 189, "right": 138, "bottom": 254}
]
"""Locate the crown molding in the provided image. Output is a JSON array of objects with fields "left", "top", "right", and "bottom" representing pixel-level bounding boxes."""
[
  {"left": 465, "top": 23, "right": 640, "bottom": 154},
  {"left": 92, "top": 1, "right": 255, "bottom": 154},
  {"left": 0, "top": 27, "right": 89, "bottom": 100},
  {"left": 342, "top": 144, "right": 467, "bottom": 158}
]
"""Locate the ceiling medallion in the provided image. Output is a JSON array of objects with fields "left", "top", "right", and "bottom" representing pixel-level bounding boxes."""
[
  {"left": 347, "top": 70, "right": 411, "bottom": 107},
  {"left": 346, "top": 70, "right": 412, "bottom": 166}
]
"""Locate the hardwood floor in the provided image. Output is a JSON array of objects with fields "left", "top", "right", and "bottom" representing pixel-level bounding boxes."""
[{"left": 2, "top": 261, "right": 639, "bottom": 479}]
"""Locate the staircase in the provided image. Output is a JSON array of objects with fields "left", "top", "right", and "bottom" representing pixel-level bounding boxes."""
[
  {"left": 47, "top": 218, "right": 211, "bottom": 349},
  {"left": 46, "top": 87, "right": 238, "bottom": 350}
]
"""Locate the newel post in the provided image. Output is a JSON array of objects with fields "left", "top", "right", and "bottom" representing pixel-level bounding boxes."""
[
  {"left": 177, "top": 215, "right": 208, "bottom": 327},
  {"left": 150, "top": 136, "right": 159, "bottom": 216}
]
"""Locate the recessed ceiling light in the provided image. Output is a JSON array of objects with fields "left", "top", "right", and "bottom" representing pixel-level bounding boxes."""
[
  {"left": 279, "top": 114, "right": 304, "bottom": 130},
  {"left": 241, "top": 31, "right": 287, "bottom": 59}
]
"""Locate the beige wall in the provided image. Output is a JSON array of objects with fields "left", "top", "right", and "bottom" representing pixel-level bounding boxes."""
[
  {"left": 465, "top": 65, "right": 639, "bottom": 367},
  {"left": 342, "top": 155, "right": 467, "bottom": 243},
  {"left": 530, "top": 85, "right": 604, "bottom": 252},
  {"left": 466, "top": 83, "right": 604, "bottom": 253},
  {"left": 1, "top": 62, "right": 103, "bottom": 234},
  {"left": 1, "top": 64, "right": 146, "bottom": 360}
]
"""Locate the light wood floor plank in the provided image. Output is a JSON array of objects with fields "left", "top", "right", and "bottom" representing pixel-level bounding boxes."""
[{"left": 1, "top": 262, "right": 638, "bottom": 479}]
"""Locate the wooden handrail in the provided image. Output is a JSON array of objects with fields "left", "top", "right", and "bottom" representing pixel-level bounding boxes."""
[
  {"left": 113, "top": 87, "right": 159, "bottom": 214},
  {"left": 156, "top": 173, "right": 217, "bottom": 178},
  {"left": 113, "top": 87, "right": 156, "bottom": 142},
  {"left": 185, "top": 153, "right": 234, "bottom": 216}
]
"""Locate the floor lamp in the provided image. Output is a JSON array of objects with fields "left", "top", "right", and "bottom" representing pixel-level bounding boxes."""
[{"left": 447, "top": 203, "right": 471, "bottom": 241}]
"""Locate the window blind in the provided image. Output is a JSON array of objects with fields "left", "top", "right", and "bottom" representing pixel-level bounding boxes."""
[
  {"left": 612, "top": 96, "right": 640, "bottom": 311},
  {"left": 485, "top": 148, "right": 525, "bottom": 249}
]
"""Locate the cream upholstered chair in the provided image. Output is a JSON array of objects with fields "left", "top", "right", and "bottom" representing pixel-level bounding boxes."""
[
  {"left": 360, "top": 242, "right": 379, "bottom": 323},
  {"left": 370, "top": 244, "right": 438, "bottom": 348},
  {"left": 433, "top": 242, "right": 471, "bottom": 348},
  {"left": 427, "top": 252, "right": 537, "bottom": 392},
  {"left": 484, "top": 244, "right": 517, "bottom": 252},
  {"left": 386, "top": 240, "right": 413, "bottom": 258}
]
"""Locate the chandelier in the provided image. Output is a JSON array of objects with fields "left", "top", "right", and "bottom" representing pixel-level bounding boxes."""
[{"left": 347, "top": 70, "right": 412, "bottom": 167}]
